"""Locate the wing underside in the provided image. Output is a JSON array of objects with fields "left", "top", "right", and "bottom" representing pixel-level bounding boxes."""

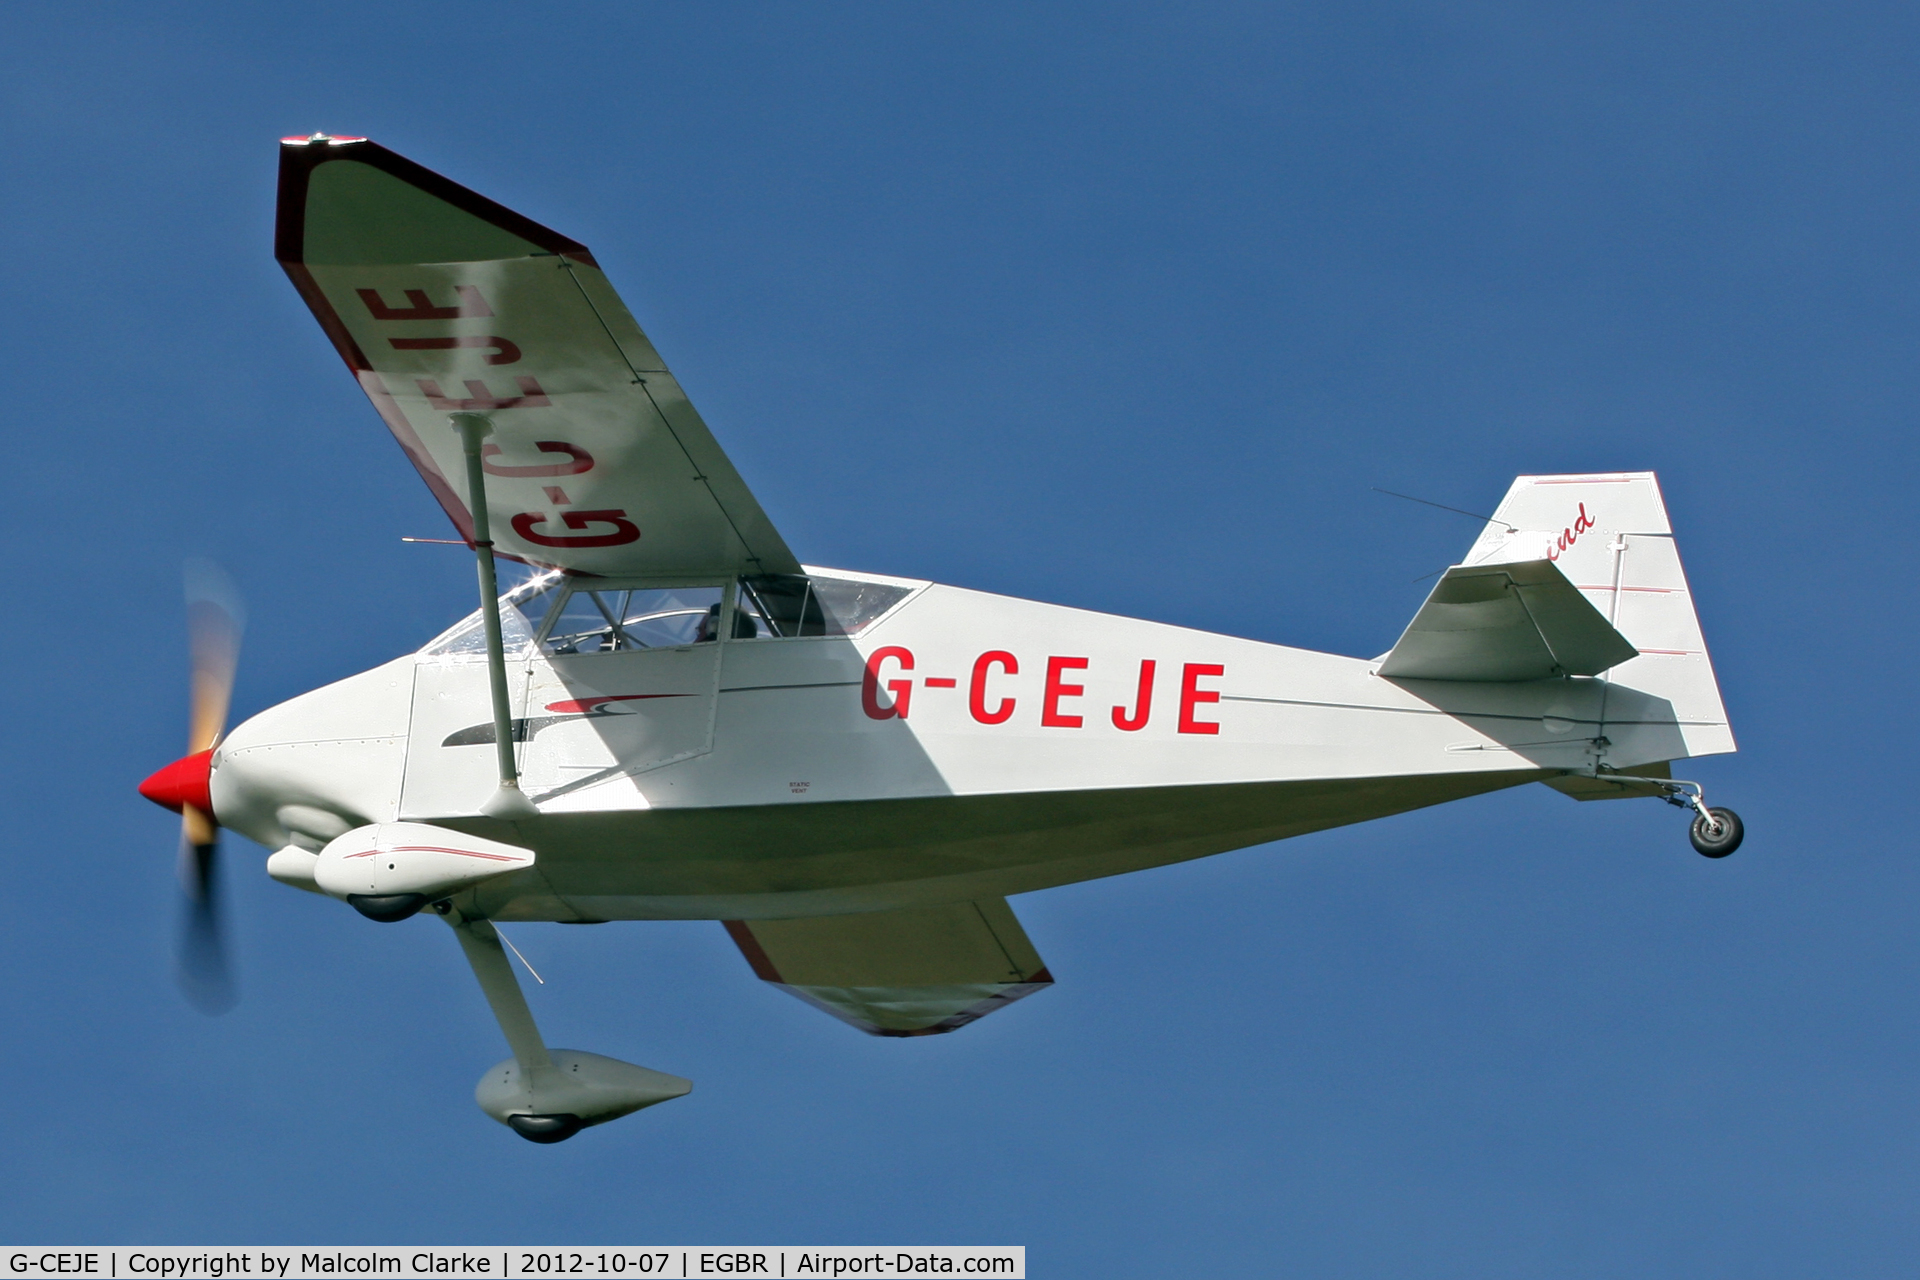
[
  {"left": 275, "top": 135, "right": 800, "bottom": 579},
  {"left": 724, "top": 899, "right": 1053, "bottom": 1036}
]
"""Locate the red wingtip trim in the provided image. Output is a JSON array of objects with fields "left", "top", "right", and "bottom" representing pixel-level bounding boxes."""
[
  {"left": 722, "top": 920, "right": 784, "bottom": 982},
  {"left": 275, "top": 136, "right": 594, "bottom": 268},
  {"left": 138, "top": 749, "right": 214, "bottom": 816}
]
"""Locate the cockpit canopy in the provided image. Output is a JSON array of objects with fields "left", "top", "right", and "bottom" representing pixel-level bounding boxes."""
[{"left": 421, "top": 569, "right": 916, "bottom": 660}]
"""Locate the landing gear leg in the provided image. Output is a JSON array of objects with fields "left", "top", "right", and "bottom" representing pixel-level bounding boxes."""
[
  {"left": 1585, "top": 771, "right": 1745, "bottom": 859},
  {"left": 444, "top": 910, "right": 691, "bottom": 1142},
  {"left": 448, "top": 914, "right": 583, "bottom": 1143}
]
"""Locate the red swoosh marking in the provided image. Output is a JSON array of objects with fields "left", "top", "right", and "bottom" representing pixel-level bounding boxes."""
[{"left": 544, "top": 694, "right": 693, "bottom": 714}]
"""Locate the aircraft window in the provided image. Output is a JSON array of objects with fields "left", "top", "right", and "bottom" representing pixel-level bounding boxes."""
[
  {"left": 421, "top": 574, "right": 565, "bottom": 658},
  {"left": 811, "top": 574, "right": 913, "bottom": 633},
  {"left": 737, "top": 575, "right": 833, "bottom": 637},
  {"left": 424, "top": 572, "right": 910, "bottom": 656},
  {"left": 737, "top": 574, "right": 912, "bottom": 638},
  {"left": 539, "top": 585, "right": 725, "bottom": 654}
]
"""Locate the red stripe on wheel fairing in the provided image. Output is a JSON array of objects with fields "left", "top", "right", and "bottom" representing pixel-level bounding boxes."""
[{"left": 342, "top": 845, "right": 526, "bottom": 862}]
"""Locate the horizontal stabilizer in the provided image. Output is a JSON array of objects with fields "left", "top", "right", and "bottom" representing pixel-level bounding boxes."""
[
  {"left": 1378, "top": 558, "right": 1639, "bottom": 682},
  {"left": 724, "top": 899, "right": 1051, "bottom": 1037}
]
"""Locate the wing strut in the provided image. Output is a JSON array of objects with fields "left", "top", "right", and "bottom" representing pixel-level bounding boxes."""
[{"left": 451, "top": 412, "right": 538, "bottom": 819}]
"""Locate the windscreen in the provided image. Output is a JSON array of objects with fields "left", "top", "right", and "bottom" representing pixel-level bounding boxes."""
[{"left": 420, "top": 573, "right": 565, "bottom": 658}]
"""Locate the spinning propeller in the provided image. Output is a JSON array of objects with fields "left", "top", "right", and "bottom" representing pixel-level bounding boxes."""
[{"left": 138, "top": 561, "right": 245, "bottom": 1013}]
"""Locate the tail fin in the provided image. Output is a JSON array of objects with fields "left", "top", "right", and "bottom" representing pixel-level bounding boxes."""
[{"left": 1463, "top": 472, "right": 1734, "bottom": 760}]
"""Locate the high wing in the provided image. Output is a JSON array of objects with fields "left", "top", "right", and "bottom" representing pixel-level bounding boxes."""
[
  {"left": 275, "top": 135, "right": 800, "bottom": 578},
  {"left": 723, "top": 900, "right": 1053, "bottom": 1036}
]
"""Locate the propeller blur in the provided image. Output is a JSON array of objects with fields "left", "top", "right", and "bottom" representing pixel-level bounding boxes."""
[{"left": 142, "top": 559, "right": 244, "bottom": 1014}]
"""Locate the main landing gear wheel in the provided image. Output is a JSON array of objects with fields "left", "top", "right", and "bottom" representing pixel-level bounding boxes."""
[
  {"left": 1689, "top": 807, "right": 1744, "bottom": 859},
  {"left": 507, "top": 1113, "right": 585, "bottom": 1144}
]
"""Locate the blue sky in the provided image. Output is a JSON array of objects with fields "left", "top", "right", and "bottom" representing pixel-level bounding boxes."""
[{"left": 4, "top": 2, "right": 1917, "bottom": 1273}]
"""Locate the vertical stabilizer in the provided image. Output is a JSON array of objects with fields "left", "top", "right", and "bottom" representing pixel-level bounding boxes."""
[{"left": 1462, "top": 473, "right": 1734, "bottom": 760}]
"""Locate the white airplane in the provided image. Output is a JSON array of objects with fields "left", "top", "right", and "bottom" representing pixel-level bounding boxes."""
[{"left": 139, "top": 135, "right": 1742, "bottom": 1144}]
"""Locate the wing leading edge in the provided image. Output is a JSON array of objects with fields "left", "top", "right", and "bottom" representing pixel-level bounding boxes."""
[{"left": 275, "top": 135, "right": 800, "bottom": 579}]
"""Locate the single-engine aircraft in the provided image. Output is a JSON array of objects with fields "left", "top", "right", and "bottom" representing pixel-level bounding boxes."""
[{"left": 139, "top": 135, "right": 1743, "bottom": 1143}]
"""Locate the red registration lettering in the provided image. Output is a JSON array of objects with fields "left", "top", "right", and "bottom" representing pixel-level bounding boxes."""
[
  {"left": 357, "top": 285, "right": 494, "bottom": 320},
  {"left": 417, "top": 375, "right": 551, "bottom": 411},
  {"left": 969, "top": 651, "right": 1018, "bottom": 724},
  {"left": 1178, "top": 663, "right": 1224, "bottom": 734},
  {"left": 863, "top": 647, "right": 915, "bottom": 720},
  {"left": 482, "top": 441, "right": 596, "bottom": 477},
  {"left": 509, "top": 509, "right": 639, "bottom": 548},
  {"left": 1112, "top": 659, "right": 1156, "bottom": 731},
  {"left": 389, "top": 335, "right": 522, "bottom": 365},
  {"left": 1041, "top": 657, "right": 1089, "bottom": 728}
]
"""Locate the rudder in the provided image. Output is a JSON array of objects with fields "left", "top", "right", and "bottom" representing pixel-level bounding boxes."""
[{"left": 1462, "top": 472, "right": 1734, "bottom": 761}]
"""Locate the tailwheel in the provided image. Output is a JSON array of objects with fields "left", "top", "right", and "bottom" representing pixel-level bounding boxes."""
[
  {"left": 1689, "top": 807, "right": 1744, "bottom": 859},
  {"left": 1582, "top": 771, "right": 1745, "bottom": 860}
]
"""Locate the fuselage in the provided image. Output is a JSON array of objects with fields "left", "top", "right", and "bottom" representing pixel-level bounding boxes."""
[{"left": 211, "top": 567, "right": 1726, "bottom": 921}]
